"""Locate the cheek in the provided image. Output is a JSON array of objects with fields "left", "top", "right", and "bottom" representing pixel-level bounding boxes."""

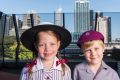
[
  {"left": 84, "top": 53, "right": 90, "bottom": 58},
  {"left": 52, "top": 45, "right": 59, "bottom": 52},
  {"left": 55, "top": 46, "right": 59, "bottom": 50},
  {"left": 52, "top": 47, "right": 59, "bottom": 55},
  {"left": 38, "top": 48, "right": 44, "bottom": 54},
  {"left": 102, "top": 49, "right": 104, "bottom": 53},
  {"left": 100, "top": 48, "right": 104, "bottom": 55}
]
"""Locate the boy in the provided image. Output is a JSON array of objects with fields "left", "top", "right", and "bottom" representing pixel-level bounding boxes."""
[{"left": 74, "top": 30, "right": 120, "bottom": 80}]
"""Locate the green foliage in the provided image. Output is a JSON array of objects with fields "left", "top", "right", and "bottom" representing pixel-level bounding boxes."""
[
  {"left": 7, "top": 42, "right": 33, "bottom": 60},
  {"left": 0, "top": 36, "right": 16, "bottom": 50},
  {"left": 0, "top": 36, "right": 33, "bottom": 60},
  {"left": 19, "top": 43, "right": 33, "bottom": 60},
  {"left": 0, "top": 36, "right": 16, "bottom": 44}
]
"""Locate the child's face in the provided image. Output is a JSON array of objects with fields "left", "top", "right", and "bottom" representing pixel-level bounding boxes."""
[
  {"left": 82, "top": 40, "right": 105, "bottom": 65},
  {"left": 36, "top": 31, "right": 60, "bottom": 61}
]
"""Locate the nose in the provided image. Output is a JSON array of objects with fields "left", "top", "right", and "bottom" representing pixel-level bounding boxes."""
[
  {"left": 44, "top": 44, "right": 50, "bottom": 52},
  {"left": 90, "top": 49, "right": 96, "bottom": 56}
]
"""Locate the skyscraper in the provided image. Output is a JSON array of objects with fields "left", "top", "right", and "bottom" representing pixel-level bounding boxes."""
[
  {"left": 96, "top": 15, "right": 111, "bottom": 43},
  {"left": 0, "top": 15, "right": 11, "bottom": 36},
  {"left": 0, "top": 15, "right": 4, "bottom": 36},
  {"left": 74, "top": 0, "right": 91, "bottom": 33},
  {"left": 21, "top": 10, "right": 40, "bottom": 35},
  {"left": 107, "top": 17, "right": 111, "bottom": 42},
  {"left": 90, "top": 10, "right": 94, "bottom": 29},
  {"left": 22, "top": 10, "right": 40, "bottom": 27},
  {"left": 55, "top": 7, "right": 63, "bottom": 26},
  {"left": 9, "top": 16, "right": 22, "bottom": 36}
]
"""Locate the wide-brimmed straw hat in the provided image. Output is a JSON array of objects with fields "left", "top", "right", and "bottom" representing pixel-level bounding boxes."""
[
  {"left": 77, "top": 30, "right": 104, "bottom": 47},
  {"left": 20, "top": 24, "right": 71, "bottom": 52}
]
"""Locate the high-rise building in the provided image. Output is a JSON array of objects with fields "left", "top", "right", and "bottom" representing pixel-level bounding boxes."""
[
  {"left": 20, "top": 10, "right": 40, "bottom": 35},
  {"left": 0, "top": 15, "right": 11, "bottom": 36},
  {"left": 9, "top": 16, "right": 22, "bottom": 36},
  {"left": 107, "top": 17, "right": 111, "bottom": 42},
  {"left": 90, "top": 10, "right": 94, "bottom": 30},
  {"left": 0, "top": 15, "right": 4, "bottom": 36},
  {"left": 74, "top": 0, "right": 91, "bottom": 33},
  {"left": 22, "top": 10, "right": 40, "bottom": 27},
  {"left": 96, "top": 16, "right": 111, "bottom": 43},
  {"left": 96, "top": 11, "right": 103, "bottom": 17},
  {"left": 55, "top": 7, "right": 63, "bottom": 26}
]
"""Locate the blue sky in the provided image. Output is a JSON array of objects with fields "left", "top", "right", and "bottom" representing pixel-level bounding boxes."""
[
  {"left": 0, "top": 0, "right": 120, "bottom": 40},
  {"left": 0, "top": 0, "right": 120, "bottom": 14}
]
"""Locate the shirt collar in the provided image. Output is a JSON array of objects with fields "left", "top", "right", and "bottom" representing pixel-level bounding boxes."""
[
  {"left": 86, "top": 62, "right": 92, "bottom": 73},
  {"left": 32, "top": 56, "right": 62, "bottom": 72},
  {"left": 101, "top": 61, "right": 108, "bottom": 69},
  {"left": 85, "top": 61, "right": 108, "bottom": 73}
]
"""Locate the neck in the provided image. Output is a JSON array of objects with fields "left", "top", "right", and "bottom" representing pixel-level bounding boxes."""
[
  {"left": 42, "top": 59, "right": 54, "bottom": 69},
  {"left": 88, "top": 62, "right": 102, "bottom": 74}
]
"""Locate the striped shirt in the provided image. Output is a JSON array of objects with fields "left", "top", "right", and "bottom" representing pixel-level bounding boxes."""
[{"left": 19, "top": 57, "right": 71, "bottom": 80}]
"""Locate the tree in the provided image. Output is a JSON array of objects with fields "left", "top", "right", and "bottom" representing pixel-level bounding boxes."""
[
  {"left": 6, "top": 42, "right": 33, "bottom": 60},
  {"left": 0, "top": 36, "right": 33, "bottom": 60}
]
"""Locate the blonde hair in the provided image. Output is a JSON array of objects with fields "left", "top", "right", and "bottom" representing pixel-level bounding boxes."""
[
  {"left": 56, "top": 53, "right": 67, "bottom": 76},
  {"left": 81, "top": 40, "right": 104, "bottom": 50}
]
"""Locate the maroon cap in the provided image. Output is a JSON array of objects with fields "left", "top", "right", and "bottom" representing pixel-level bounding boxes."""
[{"left": 77, "top": 30, "right": 104, "bottom": 47}]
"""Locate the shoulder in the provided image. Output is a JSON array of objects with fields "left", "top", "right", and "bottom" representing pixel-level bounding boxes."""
[
  {"left": 63, "top": 63, "right": 71, "bottom": 72},
  {"left": 103, "top": 62, "right": 120, "bottom": 77},
  {"left": 106, "top": 64, "right": 119, "bottom": 74},
  {"left": 21, "top": 67, "right": 29, "bottom": 74},
  {"left": 74, "top": 62, "right": 87, "bottom": 70},
  {"left": 19, "top": 67, "right": 29, "bottom": 80},
  {"left": 103, "top": 62, "right": 117, "bottom": 72},
  {"left": 63, "top": 63, "right": 72, "bottom": 79},
  {"left": 106, "top": 65, "right": 120, "bottom": 79},
  {"left": 61, "top": 63, "right": 71, "bottom": 76}
]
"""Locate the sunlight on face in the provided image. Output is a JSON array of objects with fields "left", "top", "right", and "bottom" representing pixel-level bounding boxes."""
[
  {"left": 82, "top": 40, "right": 105, "bottom": 65},
  {"left": 36, "top": 31, "right": 60, "bottom": 61}
]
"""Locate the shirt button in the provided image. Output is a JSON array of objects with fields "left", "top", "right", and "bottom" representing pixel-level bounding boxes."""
[{"left": 47, "top": 77, "right": 49, "bottom": 79}]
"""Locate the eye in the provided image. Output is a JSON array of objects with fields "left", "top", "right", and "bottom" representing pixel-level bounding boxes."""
[
  {"left": 84, "top": 49, "right": 91, "bottom": 53},
  {"left": 38, "top": 44, "right": 44, "bottom": 47},
  {"left": 51, "top": 43, "right": 56, "bottom": 46},
  {"left": 95, "top": 47, "right": 99, "bottom": 51}
]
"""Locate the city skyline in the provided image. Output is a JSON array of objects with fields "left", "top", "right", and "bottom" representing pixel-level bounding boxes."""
[{"left": 0, "top": 0, "right": 120, "bottom": 40}]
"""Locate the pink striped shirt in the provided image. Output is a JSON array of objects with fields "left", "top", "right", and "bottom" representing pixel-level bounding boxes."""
[{"left": 19, "top": 57, "right": 71, "bottom": 80}]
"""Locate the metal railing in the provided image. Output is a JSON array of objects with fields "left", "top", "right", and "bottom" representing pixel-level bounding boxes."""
[{"left": 0, "top": 12, "right": 120, "bottom": 71}]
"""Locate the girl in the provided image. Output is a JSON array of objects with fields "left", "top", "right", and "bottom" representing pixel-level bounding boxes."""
[
  {"left": 74, "top": 30, "right": 120, "bottom": 80},
  {"left": 20, "top": 23, "right": 72, "bottom": 80}
]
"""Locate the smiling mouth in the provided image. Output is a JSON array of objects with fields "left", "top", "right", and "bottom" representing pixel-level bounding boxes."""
[
  {"left": 90, "top": 58, "right": 97, "bottom": 59},
  {"left": 45, "top": 53, "right": 52, "bottom": 56}
]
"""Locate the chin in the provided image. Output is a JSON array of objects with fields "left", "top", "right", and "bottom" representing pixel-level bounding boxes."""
[
  {"left": 45, "top": 57, "right": 54, "bottom": 60},
  {"left": 91, "top": 61, "right": 101, "bottom": 65}
]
